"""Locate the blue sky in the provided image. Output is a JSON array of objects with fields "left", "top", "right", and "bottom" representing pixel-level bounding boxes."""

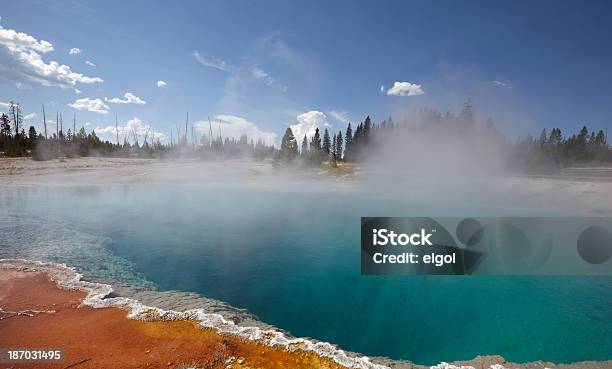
[{"left": 1, "top": 0, "right": 611, "bottom": 144}]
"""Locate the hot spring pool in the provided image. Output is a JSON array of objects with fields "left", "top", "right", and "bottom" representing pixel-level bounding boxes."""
[{"left": 1, "top": 184, "right": 610, "bottom": 365}]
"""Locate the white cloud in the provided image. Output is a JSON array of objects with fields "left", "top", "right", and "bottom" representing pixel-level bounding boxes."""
[
  {"left": 68, "top": 98, "right": 109, "bottom": 114},
  {"left": 252, "top": 67, "right": 268, "bottom": 79},
  {"left": 69, "top": 47, "right": 82, "bottom": 55},
  {"left": 194, "top": 114, "right": 277, "bottom": 146},
  {"left": 94, "top": 117, "right": 165, "bottom": 143},
  {"left": 386, "top": 81, "right": 424, "bottom": 97},
  {"left": 105, "top": 92, "right": 146, "bottom": 105},
  {"left": 156, "top": 80, "right": 167, "bottom": 88},
  {"left": 290, "top": 110, "right": 329, "bottom": 141},
  {"left": 85, "top": 60, "right": 96, "bottom": 67},
  {"left": 92, "top": 119, "right": 159, "bottom": 143},
  {"left": 0, "top": 25, "right": 103, "bottom": 88},
  {"left": 380, "top": 84, "right": 385, "bottom": 93},
  {"left": 0, "top": 106, "right": 36, "bottom": 121},
  {"left": 15, "top": 81, "right": 31, "bottom": 90},
  {"left": 252, "top": 67, "right": 274, "bottom": 86},
  {"left": 194, "top": 50, "right": 285, "bottom": 91},
  {"left": 74, "top": 88, "right": 82, "bottom": 94},
  {"left": 250, "top": 66, "right": 286, "bottom": 91},
  {"left": 328, "top": 110, "right": 351, "bottom": 124},
  {"left": 492, "top": 80, "right": 512, "bottom": 88},
  {"left": 193, "top": 51, "right": 233, "bottom": 72}
]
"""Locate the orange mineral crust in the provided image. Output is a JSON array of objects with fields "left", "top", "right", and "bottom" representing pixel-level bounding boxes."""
[{"left": 0, "top": 269, "right": 344, "bottom": 369}]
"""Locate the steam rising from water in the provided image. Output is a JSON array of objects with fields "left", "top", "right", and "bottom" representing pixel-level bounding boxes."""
[{"left": 363, "top": 108, "right": 507, "bottom": 178}]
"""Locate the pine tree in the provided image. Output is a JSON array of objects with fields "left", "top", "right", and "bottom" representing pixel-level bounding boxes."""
[
  {"left": 578, "top": 126, "right": 589, "bottom": 141},
  {"left": 322, "top": 128, "right": 331, "bottom": 158},
  {"left": 28, "top": 126, "right": 37, "bottom": 141},
  {"left": 538, "top": 128, "right": 547, "bottom": 146},
  {"left": 0, "top": 114, "right": 11, "bottom": 136},
  {"left": 78, "top": 127, "right": 87, "bottom": 140},
  {"left": 344, "top": 123, "right": 353, "bottom": 161},
  {"left": 335, "top": 130, "right": 343, "bottom": 160},
  {"left": 331, "top": 133, "right": 337, "bottom": 161},
  {"left": 460, "top": 98, "right": 474, "bottom": 125},
  {"left": 280, "top": 127, "right": 298, "bottom": 162},
  {"left": 310, "top": 128, "right": 322, "bottom": 163},
  {"left": 301, "top": 134, "right": 308, "bottom": 156},
  {"left": 352, "top": 123, "right": 363, "bottom": 158},
  {"left": 577, "top": 126, "right": 589, "bottom": 159},
  {"left": 363, "top": 116, "right": 372, "bottom": 145},
  {"left": 548, "top": 128, "right": 562, "bottom": 145}
]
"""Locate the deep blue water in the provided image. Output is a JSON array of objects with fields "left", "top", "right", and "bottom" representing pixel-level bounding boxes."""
[{"left": 1, "top": 184, "right": 611, "bottom": 365}]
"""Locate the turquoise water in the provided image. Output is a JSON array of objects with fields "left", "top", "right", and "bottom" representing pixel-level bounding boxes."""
[{"left": 1, "top": 184, "right": 610, "bottom": 365}]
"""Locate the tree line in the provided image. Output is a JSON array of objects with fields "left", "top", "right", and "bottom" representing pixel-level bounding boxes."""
[
  {"left": 277, "top": 98, "right": 612, "bottom": 172},
  {"left": 278, "top": 115, "right": 376, "bottom": 166},
  {"left": 0, "top": 102, "right": 276, "bottom": 161},
  {"left": 509, "top": 125, "right": 610, "bottom": 173},
  {"left": 2, "top": 99, "right": 611, "bottom": 173}
]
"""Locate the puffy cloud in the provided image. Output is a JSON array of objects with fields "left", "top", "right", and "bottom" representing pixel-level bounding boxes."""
[
  {"left": 0, "top": 26, "right": 103, "bottom": 88},
  {"left": 194, "top": 114, "right": 277, "bottom": 146},
  {"left": 69, "top": 47, "right": 81, "bottom": 55},
  {"left": 68, "top": 98, "right": 109, "bottom": 114},
  {"left": 328, "top": 110, "right": 351, "bottom": 124},
  {"left": 492, "top": 80, "right": 511, "bottom": 88},
  {"left": 290, "top": 110, "right": 329, "bottom": 141},
  {"left": 105, "top": 92, "right": 146, "bottom": 105},
  {"left": 386, "top": 81, "right": 424, "bottom": 96},
  {"left": 156, "top": 80, "right": 167, "bottom": 88},
  {"left": 74, "top": 88, "right": 82, "bottom": 94},
  {"left": 94, "top": 117, "right": 166, "bottom": 143},
  {"left": 193, "top": 51, "right": 233, "bottom": 72},
  {"left": 85, "top": 60, "right": 96, "bottom": 67},
  {"left": 380, "top": 84, "right": 385, "bottom": 93}
]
